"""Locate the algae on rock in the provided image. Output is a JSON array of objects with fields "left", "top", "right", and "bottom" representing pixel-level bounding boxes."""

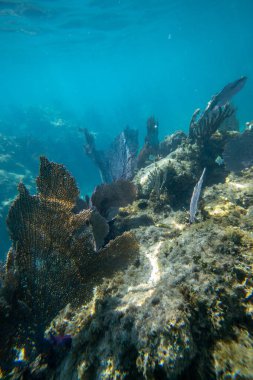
[{"left": 38, "top": 167, "right": 253, "bottom": 380}]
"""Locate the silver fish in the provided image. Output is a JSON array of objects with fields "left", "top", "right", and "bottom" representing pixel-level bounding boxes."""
[{"left": 189, "top": 168, "right": 206, "bottom": 224}]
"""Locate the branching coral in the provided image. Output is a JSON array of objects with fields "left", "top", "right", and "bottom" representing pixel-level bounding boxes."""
[
  {"left": 188, "top": 77, "right": 247, "bottom": 143},
  {"left": 189, "top": 103, "right": 234, "bottom": 143}
]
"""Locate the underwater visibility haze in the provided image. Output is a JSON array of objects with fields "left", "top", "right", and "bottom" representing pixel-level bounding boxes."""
[{"left": 0, "top": 0, "right": 253, "bottom": 379}]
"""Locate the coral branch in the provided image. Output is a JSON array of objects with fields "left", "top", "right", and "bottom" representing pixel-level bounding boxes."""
[{"left": 189, "top": 104, "right": 234, "bottom": 143}]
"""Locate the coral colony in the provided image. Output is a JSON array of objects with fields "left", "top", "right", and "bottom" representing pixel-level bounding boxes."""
[{"left": 1, "top": 77, "right": 253, "bottom": 379}]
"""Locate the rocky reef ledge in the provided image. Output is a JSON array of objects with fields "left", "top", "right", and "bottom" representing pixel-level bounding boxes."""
[
  {"left": 22, "top": 166, "right": 253, "bottom": 380},
  {"left": 2, "top": 104, "right": 253, "bottom": 378}
]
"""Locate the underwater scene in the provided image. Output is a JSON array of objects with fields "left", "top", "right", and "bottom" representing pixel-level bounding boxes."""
[{"left": 0, "top": 0, "right": 253, "bottom": 379}]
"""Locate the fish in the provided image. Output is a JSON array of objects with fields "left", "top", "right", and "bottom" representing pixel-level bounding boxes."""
[
  {"left": 245, "top": 121, "right": 253, "bottom": 130},
  {"left": 215, "top": 156, "right": 224, "bottom": 166},
  {"left": 189, "top": 168, "right": 206, "bottom": 224},
  {"left": 211, "top": 76, "right": 247, "bottom": 108}
]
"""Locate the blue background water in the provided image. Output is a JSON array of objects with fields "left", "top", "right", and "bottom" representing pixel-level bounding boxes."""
[{"left": 0, "top": 0, "right": 252, "bottom": 257}]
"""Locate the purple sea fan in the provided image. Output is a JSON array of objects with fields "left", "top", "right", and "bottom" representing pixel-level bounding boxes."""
[
  {"left": 189, "top": 168, "right": 206, "bottom": 224},
  {"left": 91, "top": 180, "right": 137, "bottom": 220},
  {"left": 108, "top": 127, "right": 138, "bottom": 181}
]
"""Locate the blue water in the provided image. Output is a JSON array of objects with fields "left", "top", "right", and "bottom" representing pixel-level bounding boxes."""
[
  {"left": 1, "top": 0, "right": 252, "bottom": 130},
  {"left": 0, "top": 0, "right": 253, "bottom": 257}
]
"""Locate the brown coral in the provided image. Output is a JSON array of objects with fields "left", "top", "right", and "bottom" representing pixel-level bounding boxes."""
[
  {"left": 189, "top": 104, "right": 234, "bottom": 143},
  {"left": 3, "top": 157, "right": 139, "bottom": 370},
  {"left": 91, "top": 179, "right": 137, "bottom": 219},
  {"left": 6, "top": 158, "right": 95, "bottom": 325}
]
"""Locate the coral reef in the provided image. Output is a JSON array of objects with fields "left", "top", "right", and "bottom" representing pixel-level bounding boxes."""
[
  {"left": 159, "top": 130, "right": 187, "bottom": 157},
  {"left": 1, "top": 78, "right": 252, "bottom": 379},
  {"left": 27, "top": 166, "right": 253, "bottom": 380},
  {"left": 134, "top": 141, "right": 201, "bottom": 206},
  {"left": 212, "top": 327, "right": 253, "bottom": 379}
]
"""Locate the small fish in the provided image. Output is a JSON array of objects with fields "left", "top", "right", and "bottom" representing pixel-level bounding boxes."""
[
  {"left": 189, "top": 168, "right": 206, "bottom": 224},
  {"left": 245, "top": 121, "right": 253, "bottom": 130},
  {"left": 211, "top": 76, "right": 247, "bottom": 108},
  {"left": 215, "top": 156, "right": 224, "bottom": 166}
]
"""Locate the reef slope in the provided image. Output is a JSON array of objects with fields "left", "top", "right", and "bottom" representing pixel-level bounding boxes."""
[{"left": 39, "top": 168, "right": 253, "bottom": 380}]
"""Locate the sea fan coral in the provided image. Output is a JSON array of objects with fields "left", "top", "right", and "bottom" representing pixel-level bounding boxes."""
[
  {"left": 81, "top": 127, "right": 138, "bottom": 183},
  {"left": 3, "top": 157, "right": 139, "bottom": 369},
  {"left": 91, "top": 179, "right": 137, "bottom": 219},
  {"left": 108, "top": 126, "right": 138, "bottom": 181}
]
